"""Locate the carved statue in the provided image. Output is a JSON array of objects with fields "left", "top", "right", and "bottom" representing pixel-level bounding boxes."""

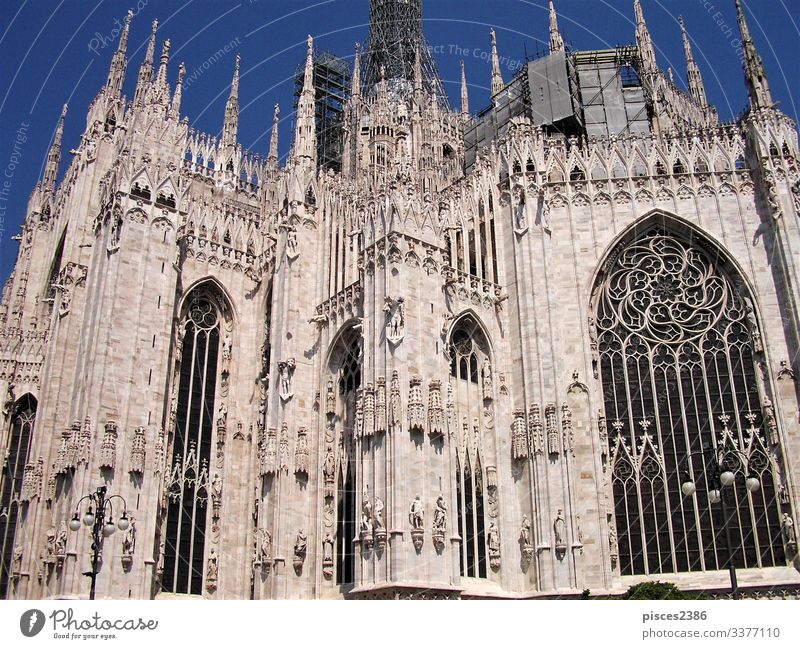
[
  {"left": 293, "top": 529, "right": 307, "bottom": 572},
  {"left": 409, "top": 495, "right": 424, "bottom": 530},
  {"left": 361, "top": 495, "right": 373, "bottom": 533},
  {"left": 481, "top": 358, "right": 493, "bottom": 399},
  {"left": 513, "top": 185, "right": 526, "bottom": 230},
  {"left": 487, "top": 521, "right": 500, "bottom": 555},
  {"left": 211, "top": 473, "right": 222, "bottom": 516},
  {"left": 54, "top": 522, "right": 68, "bottom": 557},
  {"left": 45, "top": 525, "right": 56, "bottom": 561},
  {"left": 217, "top": 401, "right": 227, "bottom": 426},
  {"left": 553, "top": 509, "right": 566, "bottom": 550},
  {"left": 762, "top": 397, "right": 779, "bottom": 445},
  {"left": 782, "top": 513, "right": 796, "bottom": 548},
  {"left": 12, "top": 544, "right": 22, "bottom": 573},
  {"left": 322, "top": 532, "right": 334, "bottom": 572},
  {"left": 433, "top": 495, "right": 447, "bottom": 532},
  {"left": 374, "top": 496, "right": 385, "bottom": 530},
  {"left": 122, "top": 517, "right": 137, "bottom": 557},
  {"left": 278, "top": 358, "right": 296, "bottom": 400},
  {"left": 206, "top": 548, "right": 218, "bottom": 585},
  {"left": 520, "top": 515, "right": 531, "bottom": 546},
  {"left": 221, "top": 335, "right": 232, "bottom": 371},
  {"left": 325, "top": 377, "right": 336, "bottom": 415},
  {"left": 323, "top": 446, "right": 336, "bottom": 498},
  {"left": 256, "top": 529, "right": 272, "bottom": 565},
  {"left": 286, "top": 228, "right": 298, "bottom": 257}
]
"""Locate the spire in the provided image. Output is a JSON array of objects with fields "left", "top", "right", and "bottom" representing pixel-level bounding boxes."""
[
  {"left": 736, "top": 0, "right": 772, "bottom": 109},
  {"left": 171, "top": 62, "right": 185, "bottom": 116},
  {"left": 222, "top": 54, "right": 240, "bottom": 147},
  {"left": 460, "top": 60, "right": 469, "bottom": 118},
  {"left": 155, "top": 39, "right": 170, "bottom": 89},
  {"left": 293, "top": 35, "right": 317, "bottom": 163},
  {"left": 413, "top": 46, "right": 423, "bottom": 95},
  {"left": 679, "top": 16, "right": 707, "bottom": 107},
  {"left": 351, "top": 43, "right": 361, "bottom": 99},
  {"left": 633, "top": 0, "right": 657, "bottom": 75},
  {"left": 268, "top": 103, "right": 280, "bottom": 169},
  {"left": 106, "top": 9, "right": 132, "bottom": 96},
  {"left": 135, "top": 19, "right": 158, "bottom": 104},
  {"left": 42, "top": 104, "right": 67, "bottom": 192},
  {"left": 490, "top": 29, "right": 504, "bottom": 95},
  {"left": 549, "top": 0, "right": 565, "bottom": 54}
]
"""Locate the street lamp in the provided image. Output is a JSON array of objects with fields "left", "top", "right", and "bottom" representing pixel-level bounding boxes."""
[
  {"left": 69, "top": 486, "right": 129, "bottom": 600},
  {"left": 680, "top": 448, "right": 760, "bottom": 600}
]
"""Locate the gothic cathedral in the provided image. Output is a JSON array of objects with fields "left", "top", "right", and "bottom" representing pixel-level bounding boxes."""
[{"left": 1, "top": 0, "right": 799, "bottom": 599}]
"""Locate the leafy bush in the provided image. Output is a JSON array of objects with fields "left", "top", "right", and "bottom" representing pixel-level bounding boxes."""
[{"left": 621, "top": 581, "right": 705, "bottom": 600}]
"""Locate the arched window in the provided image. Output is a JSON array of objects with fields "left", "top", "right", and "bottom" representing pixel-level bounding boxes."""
[
  {"left": 327, "top": 327, "right": 361, "bottom": 586},
  {"left": 595, "top": 225, "right": 785, "bottom": 576},
  {"left": 448, "top": 316, "right": 491, "bottom": 577},
  {"left": 161, "top": 291, "right": 225, "bottom": 595},
  {"left": 0, "top": 395, "right": 36, "bottom": 598}
]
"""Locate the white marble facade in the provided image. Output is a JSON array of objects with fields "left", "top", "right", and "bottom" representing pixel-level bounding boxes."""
[{"left": 1, "top": 1, "right": 799, "bottom": 599}]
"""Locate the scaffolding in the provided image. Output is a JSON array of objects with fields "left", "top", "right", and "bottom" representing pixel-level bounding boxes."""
[
  {"left": 294, "top": 51, "right": 351, "bottom": 172},
  {"left": 361, "top": 0, "right": 448, "bottom": 107}
]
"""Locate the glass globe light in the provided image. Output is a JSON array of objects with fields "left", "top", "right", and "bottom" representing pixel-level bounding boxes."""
[
  {"left": 745, "top": 477, "right": 761, "bottom": 493},
  {"left": 681, "top": 480, "right": 697, "bottom": 497},
  {"left": 709, "top": 489, "right": 721, "bottom": 504},
  {"left": 720, "top": 471, "right": 736, "bottom": 487},
  {"left": 82, "top": 508, "right": 95, "bottom": 527},
  {"left": 102, "top": 518, "right": 116, "bottom": 537},
  {"left": 117, "top": 513, "right": 129, "bottom": 531},
  {"left": 69, "top": 514, "right": 81, "bottom": 532}
]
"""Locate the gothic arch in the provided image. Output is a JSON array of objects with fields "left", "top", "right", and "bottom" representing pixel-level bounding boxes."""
[
  {"left": 442, "top": 310, "right": 494, "bottom": 359},
  {"left": 179, "top": 277, "right": 237, "bottom": 326},
  {"left": 590, "top": 212, "right": 787, "bottom": 576}
]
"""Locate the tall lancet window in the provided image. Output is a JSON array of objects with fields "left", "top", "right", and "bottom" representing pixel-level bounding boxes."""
[
  {"left": 162, "top": 290, "right": 225, "bottom": 594},
  {"left": 595, "top": 224, "right": 785, "bottom": 577},
  {"left": 0, "top": 395, "right": 36, "bottom": 598},
  {"left": 448, "top": 316, "right": 490, "bottom": 578},
  {"left": 327, "top": 327, "right": 360, "bottom": 586}
]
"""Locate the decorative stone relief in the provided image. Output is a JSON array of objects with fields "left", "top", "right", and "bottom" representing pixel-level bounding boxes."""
[
  {"left": 375, "top": 377, "right": 386, "bottom": 434},
  {"left": 487, "top": 521, "right": 501, "bottom": 571},
  {"left": 323, "top": 445, "right": 336, "bottom": 498},
  {"left": 129, "top": 426, "right": 146, "bottom": 475},
  {"left": 427, "top": 380, "right": 444, "bottom": 439},
  {"left": 512, "top": 184, "right": 528, "bottom": 234},
  {"left": 211, "top": 472, "right": 222, "bottom": 519},
  {"left": 511, "top": 409, "right": 528, "bottom": 460},
  {"left": 79, "top": 417, "right": 92, "bottom": 466},
  {"left": 294, "top": 427, "right": 309, "bottom": 475},
  {"left": 588, "top": 315, "right": 599, "bottom": 378},
  {"left": 384, "top": 295, "right": 405, "bottom": 345},
  {"left": 609, "top": 521, "right": 618, "bottom": 567},
  {"left": 561, "top": 403, "right": 574, "bottom": 456},
  {"left": 743, "top": 297, "right": 763, "bottom": 353},
  {"left": 598, "top": 410, "right": 608, "bottom": 464},
  {"left": 481, "top": 359, "right": 493, "bottom": 401},
  {"left": 545, "top": 404, "right": 558, "bottom": 456},
  {"left": 363, "top": 383, "right": 375, "bottom": 437},
  {"left": 432, "top": 495, "right": 447, "bottom": 551},
  {"left": 45, "top": 463, "right": 56, "bottom": 503},
  {"left": 277, "top": 358, "right": 296, "bottom": 401},
  {"left": 782, "top": 513, "right": 796, "bottom": 554},
  {"left": 407, "top": 376, "right": 425, "bottom": 433},
  {"left": 354, "top": 388, "right": 364, "bottom": 437},
  {"left": 293, "top": 529, "right": 307, "bottom": 573},
  {"left": 254, "top": 529, "right": 272, "bottom": 570},
  {"left": 216, "top": 405, "right": 227, "bottom": 469},
  {"left": 389, "top": 370, "right": 402, "bottom": 431},
  {"left": 279, "top": 422, "right": 290, "bottom": 472},
  {"left": 20, "top": 457, "right": 42, "bottom": 503},
  {"left": 99, "top": 420, "right": 118, "bottom": 470},
  {"left": 409, "top": 495, "right": 424, "bottom": 552},
  {"left": 11, "top": 544, "right": 22, "bottom": 575},
  {"left": 528, "top": 403, "right": 543, "bottom": 456}
]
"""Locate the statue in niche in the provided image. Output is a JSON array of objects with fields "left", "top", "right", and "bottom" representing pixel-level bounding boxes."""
[
  {"left": 122, "top": 517, "right": 137, "bottom": 557},
  {"left": 361, "top": 495, "right": 373, "bottom": 548},
  {"left": 520, "top": 515, "right": 531, "bottom": 547},
  {"left": 743, "top": 296, "right": 763, "bottom": 353},
  {"left": 45, "top": 525, "right": 56, "bottom": 562},
  {"left": 206, "top": 548, "right": 218, "bottom": 589},
  {"left": 322, "top": 532, "right": 335, "bottom": 578},
  {"left": 323, "top": 446, "right": 336, "bottom": 498},
  {"left": 211, "top": 473, "right": 222, "bottom": 518},
  {"left": 325, "top": 378, "right": 336, "bottom": 416},
  {"left": 481, "top": 359, "right": 493, "bottom": 400},
  {"left": 374, "top": 497, "right": 385, "bottom": 530},
  {"left": 293, "top": 529, "right": 307, "bottom": 573},
  {"left": 255, "top": 529, "right": 272, "bottom": 566},
  {"left": 553, "top": 509, "right": 566, "bottom": 552},
  {"left": 537, "top": 190, "right": 551, "bottom": 231},
  {"left": 487, "top": 521, "right": 501, "bottom": 570},
  {"left": 384, "top": 296, "right": 405, "bottom": 344},
  {"left": 513, "top": 184, "right": 527, "bottom": 231},
  {"left": 286, "top": 227, "right": 299, "bottom": 259},
  {"left": 409, "top": 495, "right": 424, "bottom": 530},
  {"left": 783, "top": 513, "right": 796, "bottom": 551},
  {"left": 278, "top": 358, "right": 296, "bottom": 401},
  {"left": 221, "top": 335, "right": 232, "bottom": 372},
  {"left": 54, "top": 522, "right": 68, "bottom": 558},
  {"left": 432, "top": 495, "right": 447, "bottom": 551},
  {"left": 762, "top": 397, "right": 779, "bottom": 445},
  {"left": 12, "top": 545, "right": 22, "bottom": 574},
  {"left": 217, "top": 402, "right": 227, "bottom": 427}
]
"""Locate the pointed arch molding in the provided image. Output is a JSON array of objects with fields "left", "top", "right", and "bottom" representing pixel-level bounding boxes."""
[
  {"left": 589, "top": 209, "right": 787, "bottom": 577},
  {"left": 443, "top": 309, "right": 495, "bottom": 359},
  {"left": 178, "top": 276, "right": 237, "bottom": 325}
]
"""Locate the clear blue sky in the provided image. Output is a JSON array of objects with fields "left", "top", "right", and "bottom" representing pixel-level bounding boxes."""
[{"left": 0, "top": 0, "right": 798, "bottom": 285}]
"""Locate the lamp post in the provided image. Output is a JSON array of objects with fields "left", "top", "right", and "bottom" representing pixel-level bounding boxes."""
[
  {"left": 68, "top": 486, "right": 129, "bottom": 600},
  {"left": 680, "top": 448, "right": 760, "bottom": 600}
]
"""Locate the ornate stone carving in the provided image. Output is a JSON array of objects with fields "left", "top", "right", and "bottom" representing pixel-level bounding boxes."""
[
  {"left": 79, "top": 416, "right": 92, "bottom": 466},
  {"left": 512, "top": 408, "right": 528, "bottom": 460},
  {"left": 99, "top": 420, "right": 118, "bottom": 470},
  {"left": 375, "top": 376, "right": 386, "bottom": 434},
  {"left": 432, "top": 495, "right": 447, "bottom": 551},
  {"left": 409, "top": 495, "right": 424, "bottom": 551},
  {"left": 121, "top": 517, "right": 136, "bottom": 571},
  {"left": 211, "top": 473, "right": 222, "bottom": 519},
  {"left": 254, "top": 528, "right": 272, "bottom": 569},
  {"left": 363, "top": 383, "right": 375, "bottom": 437},
  {"left": 545, "top": 403, "right": 558, "bottom": 456},
  {"left": 782, "top": 513, "right": 797, "bottom": 554},
  {"left": 427, "top": 379, "right": 444, "bottom": 439},
  {"left": 360, "top": 494, "right": 373, "bottom": 548},
  {"left": 277, "top": 358, "right": 296, "bottom": 401},
  {"left": 389, "top": 370, "right": 402, "bottom": 431},
  {"left": 762, "top": 397, "right": 779, "bottom": 445},
  {"left": 407, "top": 376, "right": 425, "bottom": 433},
  {"left": 20, "top": 457, "right": 43, "bottom": 502},
  {"left": 129, "top": 426, "right": 146, "bottom": 475},
  {"left": 293, "top": 529, "right": 307, "bottom": 573},
  {"left": 279, "top": 422, "right": 290, "bottom": 472},
  {"left": 325, "top": 377, "right": 336, "bottom": 416},
  {"left": 294, "top": 427, "right": 309, "bottom": 475},
  {"left": 323, "top": 445, "right": 336, "bottom": 498},
  {"left": 598, "top": 410, "right": 608, "bottom": 462},
  {"left": 481, "top": 359, "right": 493, "bottom": 401},
  {"left": 374, "top": 496, "right": 386, "bottom": 549},
  {"left": 206, "top": 548, "right": 218, "bottom": 592},
  {"left": 528, "top": 403, "right": 543, "bottom": 455}
]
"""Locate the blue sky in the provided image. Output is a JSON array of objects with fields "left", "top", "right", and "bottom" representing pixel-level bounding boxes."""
[{"left": 0, "top": 0, "right": 798, "bottom": 284}]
